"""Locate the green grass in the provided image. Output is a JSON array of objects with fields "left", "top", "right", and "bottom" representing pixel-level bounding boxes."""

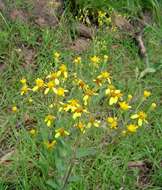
[{"left": 1, "top": 1, "right": 162, "bottom": 190}]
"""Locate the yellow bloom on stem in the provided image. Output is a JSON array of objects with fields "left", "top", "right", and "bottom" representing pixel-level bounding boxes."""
[
  {"left": 93, "top": 77, "right": 103, "bottom": 86},
  {"left": 44, "top": 115, "right": 55, "bottom": 127},
  {"left": 75, "top": 122, "right": 85, "bottom": 133},
  {"left": 58, "top": 64, "right": 68, "bottom": 79},
  {"left": 44, "top": 140, "right": 57, "bottom": 150},
  {"left": 55, "top": 87, "right": 68, "bottom": 96},
  {"left": 90, "top": 56, "right": 100, "bottom": 66},
  {"left": 32, "top": 78, "right": 45, "bottom": 92},
  {"left": 46, "top": 71, "right": 60, "bottom": 82},
  {"left": 53, "top": 52, "right": 60, "bottom": 61},
  {"left": 59, "top": 99, "right": 80, "bottom": 112},
  {"left": 29, "top": 129, "right": 37, "bottom": 136},
  {"left": 97, "top": 71, "right": 112, "bottom": 84},
  {"left": 21, "top": 84, "right": 30, "bottom": 95},
  {"left": 76, "top": 79, "right": 88, "bottom": 90},
  {"left": 151, "top": 102, "right": 157, "bottom": 109},
  {"left": 20, "top": 78, "right": 26, "bottom": 84},
  {"left": 87, "top": 117, "right": 100, "bottom": 128},
  {"left": 83, "top": 89, "right": 97, "bottom": 105},
  {"left": 143, "top": 90, "right": 151, "bottom": 98},
  {"left": 106, "top": 86, "right": 122, "bottom": 105},
  {"left": 127, "top": 124, "right": 138, "bottom": 133},
  {"left": 119, "top": 101, "right": 131, "bottom": 111},
  {"left": 72, "top": 106, "right": 88, "bottom": 120},
  {"left": 74, "top": 56, "right": 81, "bottom": 64},
  {"left": 55, "top": 128, "right": 70, "bottom": 138},
  {"left": 107, "top": 117, "right": 118, "bottom": 129},
  {"left": 131, "top": 111, "right": 148, "bottom": 126},
  {"left": 127, "top": 94, "right": 133, "bottom": 101},
  {"left": 44, "top": 81, "right": 57, "bottom": 95},
  {"left": 12, "top": 106, "right": 18, "bottom": 113}
]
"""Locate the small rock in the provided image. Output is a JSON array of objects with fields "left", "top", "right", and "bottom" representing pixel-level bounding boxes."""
[
  {"left": 70, "top": 37, "right": 90, "bottom": 52},
  {"left": 75, "top": 23, "right": 95, "bottom": 39},
  {"left": 10, "top": 9, "right": 29, "bottom": 23}
]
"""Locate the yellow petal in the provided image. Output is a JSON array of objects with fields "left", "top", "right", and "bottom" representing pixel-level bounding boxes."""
[
  {"left": 131, "top": 114, "right": 139, "bottom": 119},
  {"left": 55, "top": 133, "right": 60, "bottom": 138},
  {"left": 109, "top": 97, "right": 118, "bottom": 105},
  {"left": 47, "top": 120, "right": 51, "bottom": 127},
  {"left": 32, "top": 86, "right": 39, "bottom": 92},
  {"left": 44, "top": 88, "right": 49, "bottom": 95},
  {"left": 138, "top": 119, "right": 143, "bottom": 126}
]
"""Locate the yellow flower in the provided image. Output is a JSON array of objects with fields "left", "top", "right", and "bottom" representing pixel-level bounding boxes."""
[
  {"left": 131, "top": 111, "right": 148, "bottom": 126},
  {"left": 127, "top": 124, "right": 138, "bottom": 133},
  {"left": 58, "top": 64, "right": 68, "bottom": 79},
  {"left": 46, "top": 71, "right": 60, "bottom": 81},
  {"left": 90, "top": 56, "right": 100, "bottom": 66},
  {"left": 28, "top": 98, "right": 33, "bottom": 103},
  {"left": 76, "top": 79, "right": 88, "bottom": 90},
  {"left": 107, "top": 117, "right": 118, "bottom": 129},
  {"left": 20, "top": 78, "right": 26, "bottom": 84},
  {"left": 143, "top": 90, "right": 151, "bottom": 98},
  {"left": 55, "top": 87, "right": 68, "bottom": 96},
  {"left": 29, "top": 129, "right": 37, "bottom": 136},
  {"left": 44, "top": 81, "right": 57, "bottom": 95},
  {"left": 44, "top": 115, "right": 55, "bottom": 127},
  {"left": 93, "top": 78, "right": 102, "bottom": 86},
  {"left": 12, "top": 106, "right": 18, "bottom": 112},
  {"left": 44, "top": 140, "right": 57, "bottom": 149},
  {"left": 104, "top": 55, "right": 109, "bottom": 61},
  {"left": 21, "top": 84, "right": 30, "bottom": 95},
  {"left": 151, "top": 102, "right": 157, "bottom": 109},
  {"left": 127, "top": 94, "right": 133, "bottom": 101},
  {"left": 55, "top": 128, "right": 70, "bottom": 138},
  {"left": 59, "top": 99, "right": 80, "bottom": 112},
  {"left": 53, "top": 52, "right": 60, "bottom": 61},
  {"left": 74, "top": 56, "right": 81, "bottom": 64},
  {"left": 97, "top": 71, "right": 111, "bottom": 84},
  {"left": 72, "top": 106, "right": 88, "bottom": 120},
  {"left": 83, "top": 89, "right": 97, "bottom": 105},
  {"left": 106, "top": 86, "right": 122, "bottom": 105},
  {"left": 32, "top": 78, "right": 45, "bottom": 92},
  {"left": 119, "top": 101, "right": 131, "bottom": 111},
  {"left": 87, "top": 117, "right": 100, "bottom": 128},
  {"left": 75, "top": 122, "right": 85, "bottom": 133}
]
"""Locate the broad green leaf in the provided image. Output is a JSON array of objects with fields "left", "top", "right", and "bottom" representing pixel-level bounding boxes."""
[{"left": 139, "top": 67, "right": 156, "bottom": 79}]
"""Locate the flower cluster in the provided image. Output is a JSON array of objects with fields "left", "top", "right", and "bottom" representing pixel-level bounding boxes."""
[{"left": 14, "top": 53, "right": 157, "bottom": 150}]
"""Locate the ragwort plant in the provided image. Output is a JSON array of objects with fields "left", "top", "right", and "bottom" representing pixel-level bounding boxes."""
[{"left": 12, "top": 51, "right": 157, "bottom": 189}]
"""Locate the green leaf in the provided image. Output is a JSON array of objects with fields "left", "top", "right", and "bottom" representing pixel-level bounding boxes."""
[
  {"left": 139, "top": 67, "right": 156, "bottom": 79},
  {"left": 76, "top": 147, "right": 96, "bottom": 159},
  {"left": 46, "top": 179, "right": 59, "bottom": 190}
]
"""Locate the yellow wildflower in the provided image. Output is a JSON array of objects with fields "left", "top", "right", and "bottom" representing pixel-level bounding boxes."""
[
  {"left": 107, "top": 117, "right": 118, "bottom": 129},
  {"left": 21, "top": 84, "right": 29, "bottom": 95},
  {"left": 44, "top": 140, "right": 57, "bottom": 149},
  {"left": 46, "top": 71, "right": 60, "bottom": 82},
  {"left": 127, "top": 124, "right": 138, "bottom": 133},
  {"left": 87, "top": 117, "right": 100, "bottom": 128},
  {"left": 127, "top": 94, "right": 133, "bottom": 101},
  {"left": 106, "top": 86, "right": 122, "bottom": 105},
  {"left": 76, "top": 79, "right": 88, "bottom": 90},
  {"left": 75, "top": 122, "right": 85, "bottom": 133},
  {"left": 55, "top": 87, "right": 68, "bottom": 96},
  {"left": 58, "top": 64, "right": 68, "bottom": 79},
  {"left": 131, "top": 111, "right": 148, "bottom": 126},
  {"left": 54, "top": 52, "right": 60, "bottom": 61},
  {"left": 28, "top": 98, "right": 33, "bottom": 103},
  {"left": 143, "top": 90, "right": 151, "bottom": 98},
  {"left": 72, "top": 106, "right": 88, "bottom": 120},
  {"left": 119, "top": 101, "right": 131, "bottom": 111},
  {"left": 29, "top": 129, "right": 37, "bottom": 136},
  {"left": 151, "top": 102, "right": 157, "bottom": 109},
  {"left": 44, "top": 115, "right": 55, "bottom": 127},
  {"left": 97, "top": 71, "right": 111, "bottom": 84},
  {"left": 90, "top": 56, "right": 100, "bottom": 66},
  {"left": 74, "top": 56, "right": 81, "bottom": 64},
  {"left": 104, "top": 55, "right": 109, "bottom": 61},
  {"left": 93, "top": 77, "right": 102, "bottom": 86},
  {"left": 32, "top": 78, "right": 45, "bottom": 92},
  {"left": 83, "top": 89, "right": 97, "bottom": 105},
  {"left": 55, "top": 128, "right": 70, "bottom": 138},
  {"left": 20, "top": 78, "right": 26, "bottom": 84},
  {"left": 12, "top": 106, "right": 18, "bottom": 113},
  {"left": 44, "top": 81, "right": 57, "bottom": 95}
]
